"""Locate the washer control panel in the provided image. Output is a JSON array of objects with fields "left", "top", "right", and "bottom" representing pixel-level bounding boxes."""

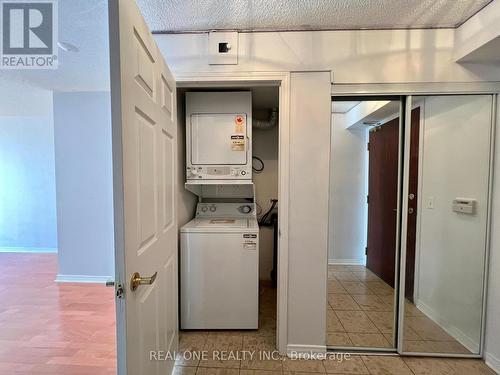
[{"left": 196, "top": 203, "right": 256, "bottom": 218}]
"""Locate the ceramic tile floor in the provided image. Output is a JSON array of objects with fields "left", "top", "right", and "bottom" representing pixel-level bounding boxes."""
[
  {"left": 175, "top": 280, "right": 496, "bottom": 375},
  {"left": 326, "top": 264, "right": 472, "bottom": 354}
]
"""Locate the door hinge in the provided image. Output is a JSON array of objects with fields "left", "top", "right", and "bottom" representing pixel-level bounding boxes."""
[
  {"left": 367, "top": 142, "right": 370, "bottom": 151},
  {"left": 366, "top": 195, "right": 369, "bottom": 204},
  {"left": 365, "top": 246, "right": 368, "bottom": 255}
]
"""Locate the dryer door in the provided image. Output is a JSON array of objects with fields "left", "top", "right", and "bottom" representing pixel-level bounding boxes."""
[{"left": 190, "top": 113, "right": 247, "bottom": 165}]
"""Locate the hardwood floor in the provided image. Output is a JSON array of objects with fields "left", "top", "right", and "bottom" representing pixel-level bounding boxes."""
[{"left": 0, "top": 253, "right": 116, "bottom": 374}]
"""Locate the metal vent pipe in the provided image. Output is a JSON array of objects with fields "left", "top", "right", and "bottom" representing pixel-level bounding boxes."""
[{"left": 253, "top": 108, "right": 278, "bottom": 130}]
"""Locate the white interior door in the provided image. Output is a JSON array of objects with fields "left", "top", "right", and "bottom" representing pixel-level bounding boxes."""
[{"left": 109, "top": 0, "right": 178, "bottom": 374}]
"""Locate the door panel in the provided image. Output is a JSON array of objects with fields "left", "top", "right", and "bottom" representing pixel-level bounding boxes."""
[
  {"left": 401, "top": 95, "right": 493, "bottom": 356},
  {"left": 366, "top": 117, "right": 399, "bottom": 287},
  {"left": 161, "top": 130, "right": 175, "bottom": 231},
  {"left": 366, "top": 109, "right": 419, "bottom": 295},
  {"left": 109, "top": 0, "right": 178, "bottom": 374}
]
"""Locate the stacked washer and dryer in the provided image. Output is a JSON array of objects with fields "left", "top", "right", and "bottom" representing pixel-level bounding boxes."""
[{"left": 180, "top": 92, "right": 259, "bottom": 329}]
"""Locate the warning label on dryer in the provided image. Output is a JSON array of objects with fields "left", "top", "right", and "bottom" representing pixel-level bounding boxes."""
[
  {"left": 231, "top": 135, "right": 245, "bottom": 151},
  {"left": 235, "top": 115, "right": 245, "bottom": 133},
  {"left": 243, "top": 241, "right": 257, "bottom": 250}
]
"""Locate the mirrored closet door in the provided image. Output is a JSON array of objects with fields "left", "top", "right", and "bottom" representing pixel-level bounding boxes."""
[
  {"left": 328, "top": 93, "right": 495, "bottom": 357},
  {"left": 328, "top": 97, "right": 406, "bottom": 351},
  {"left": 399, "top": 94, "right": 495, "bottom": 356}
]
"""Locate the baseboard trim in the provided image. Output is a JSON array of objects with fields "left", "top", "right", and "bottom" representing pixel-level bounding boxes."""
[
  {"left": 287, "top": 344, "right": 327, "bottom": 357},
  {"left": 328, "top": 259, "right": 365, "bottom": 265},
  {"left": 0, "top": 247, "right": 57, "bottom": 253},
  {"left": 485, "top": 352, "right": 500, "bottom": 374},
  {"left": 55, "top": 274, "right": 113, "bottom": 284},
  {"left": 416, "top": 300, "right": 479, "bottom": 353}
]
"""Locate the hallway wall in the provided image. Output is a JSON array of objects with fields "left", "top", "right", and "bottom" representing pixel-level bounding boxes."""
[
  {"left": 0, "top": 88, "right": 57, "bottom": 252},
  {"left": 0, "top": 116, "right": 57, "bottom": 251},
  {"left": 329, "top": 113, "right": 367, "bottom": 265},
  {"left": 53, "top": 91, "right": 114, "bottom": 282},
  {"left": 416, "top": 95, "right": 493, "bottom": 353}
]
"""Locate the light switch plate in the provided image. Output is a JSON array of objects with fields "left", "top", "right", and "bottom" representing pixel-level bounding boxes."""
[
  {"left": 426, "top": 196, "right": 434, "bottom": 209},
  {"left": 208, "top": 31, "right": 238, "bottom": 65}
]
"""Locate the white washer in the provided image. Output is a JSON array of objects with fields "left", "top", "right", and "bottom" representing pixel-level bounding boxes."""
[{"left": 180, "top": 203, "right": 259, "bottom": 329}]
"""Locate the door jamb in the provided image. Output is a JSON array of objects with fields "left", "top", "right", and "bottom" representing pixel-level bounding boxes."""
[{"left": 175, "top": 71, "right": 291, "bottom": 355}]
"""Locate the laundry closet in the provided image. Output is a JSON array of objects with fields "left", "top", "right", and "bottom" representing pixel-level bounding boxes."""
[{"left": 175, "top": 86, "right": 280, "bottom": 331}]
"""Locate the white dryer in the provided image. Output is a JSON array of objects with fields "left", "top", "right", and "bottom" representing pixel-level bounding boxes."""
[
  {"left": 180, "top": 202, "right": 259, "bottom": 329},
  {"left": 185, "top": 91, "right": 252, "bottom": 181}
]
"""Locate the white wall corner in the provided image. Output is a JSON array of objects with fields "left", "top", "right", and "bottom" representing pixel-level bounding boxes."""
[
  {"left": 454, "top": 0, "right": 500, "bottom": 62},
  {"left": 55, "top": 274, "right": 113, "bottom": 284},
  {"left": 416, "top": 300, "right": 479, "bottom": 354},
  {"left": 485, "top": 352, "right": 500, "bottom": 374}
]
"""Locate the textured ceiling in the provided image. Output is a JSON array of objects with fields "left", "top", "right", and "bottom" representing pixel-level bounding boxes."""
[{"left": 137, "top": 0, "right": 492, "bottom": 32}]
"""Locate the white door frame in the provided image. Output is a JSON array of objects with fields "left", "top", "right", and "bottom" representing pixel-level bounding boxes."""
[{"left": 175, "top": 71, "right": 291, "bottom": 354}]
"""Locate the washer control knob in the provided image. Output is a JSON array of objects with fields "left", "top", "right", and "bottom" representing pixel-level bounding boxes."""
[
  {"left": 209, "top": 205, "right": 216, "bottom": 212},
  {"left": 241, "top": 170, "right": 247, "bottom": 176},
  {"left": 239, "top": 205, "right": 252, "bottom": 214},
  {"left": 191, "top": 169, "right": 198, "bottom": 175},
  {"left": 201, "top": 206, "right": 208, "bottom": 212}
]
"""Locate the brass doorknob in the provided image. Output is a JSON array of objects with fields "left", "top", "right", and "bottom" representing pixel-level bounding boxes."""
[{"left": 130, "top": 271, "right": 157, "bottom": 291}]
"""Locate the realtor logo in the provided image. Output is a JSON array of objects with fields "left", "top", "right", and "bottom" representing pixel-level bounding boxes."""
[{"left": 1, "top": 0, "right": 58, "bottom": 69}]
